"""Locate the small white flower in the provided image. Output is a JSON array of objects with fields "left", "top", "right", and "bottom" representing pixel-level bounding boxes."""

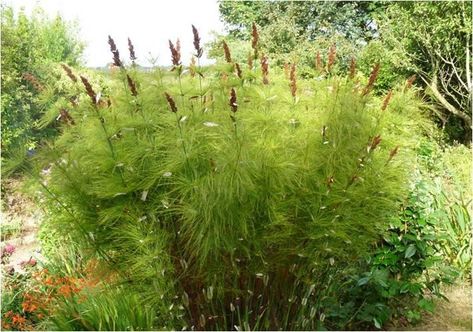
[{"left": 163, "top": 172, "right": 172, "bottom": 177}]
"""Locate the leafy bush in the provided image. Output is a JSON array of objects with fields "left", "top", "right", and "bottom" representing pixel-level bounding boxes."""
[
  {"left": 31, "top": 30, "right": 433, "bottom": 330},
  {"left": 414, "top": 139, "right": 472, "bottom": 279},
  {"left": 1, "top": 5, "right": 83, "bottom": 157}
]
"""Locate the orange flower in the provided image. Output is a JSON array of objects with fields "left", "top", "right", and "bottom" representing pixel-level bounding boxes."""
[
  {"left": 12, "top": 314, "right": 27, "bottom": 324},
  {"left": 58, "top": 285, "right": 72, "bottom": 296}
]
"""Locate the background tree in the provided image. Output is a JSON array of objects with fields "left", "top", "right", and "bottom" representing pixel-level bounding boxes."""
[
  {"left": 1, "top": 5, "right": 84, "bottom": 154},
  {"left": 213, "top": 1, "right": 383, "bottom": 73},
  {"left": 377, "top": 2, "right": 472, "bottom": 142}
]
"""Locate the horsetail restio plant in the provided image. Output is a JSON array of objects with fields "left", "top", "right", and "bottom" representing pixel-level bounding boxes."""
[{"left": 32, "top": 24, "right": 431, "bottom": 330}]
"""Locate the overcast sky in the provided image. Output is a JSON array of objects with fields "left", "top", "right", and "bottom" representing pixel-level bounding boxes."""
[{"left": 6, "top": 0, "right": 225, "bottom": 67}]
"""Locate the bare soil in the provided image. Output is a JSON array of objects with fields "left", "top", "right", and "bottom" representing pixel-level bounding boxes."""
[{"left": 1, "top": 178, "right": 43, "bottom": 273}]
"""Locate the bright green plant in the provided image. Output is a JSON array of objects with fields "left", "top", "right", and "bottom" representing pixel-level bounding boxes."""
[{"left": 30, "top": 28, "right": 430, "bottom": 330}]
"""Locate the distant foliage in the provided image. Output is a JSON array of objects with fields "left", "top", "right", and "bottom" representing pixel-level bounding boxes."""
[
  {"left": 376, "top": 2, "right": 472, "bottom": 142},
  {"left": 0, "top": 5, "right": 83, "bottom": 156}
]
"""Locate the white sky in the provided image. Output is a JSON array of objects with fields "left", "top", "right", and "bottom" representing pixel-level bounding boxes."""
[{"left": 6, "top": 0, "right": 225, "bottom": 67}]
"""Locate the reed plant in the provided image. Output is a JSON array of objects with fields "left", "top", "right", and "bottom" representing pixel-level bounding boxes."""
[{"left": 32, "top": 25, "right": 429, "bottom": 330}]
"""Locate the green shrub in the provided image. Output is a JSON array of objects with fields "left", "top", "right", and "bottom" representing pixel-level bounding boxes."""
[
  {"left": 32, "top": 32, "right": 430, "bottom": 330},
  {"left": 414, "top": 139, "right": 472, "bottom": 279},
  {"left": 1, "top": 5, "right": 83, "bottom": 158}
]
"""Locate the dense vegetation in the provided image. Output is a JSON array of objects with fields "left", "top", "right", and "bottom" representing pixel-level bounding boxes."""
[
  {"left": 1, "top": 2, "right": 471, "bottom": 331},
  {"left": 1, "top": 5, "right": 83, "bottom": 162}
]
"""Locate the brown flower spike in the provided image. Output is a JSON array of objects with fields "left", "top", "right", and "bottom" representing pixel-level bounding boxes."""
[
  {"left": 222, "top": 40, "right": 232, "bottom": 63},
  {"left": 261, "top": 55, "right": 269, "bottom": 85},
  {"left": 362, "top": 63, "right": 380, "bottom": 96},
  {"left": 290, "top": 63, "right": 297, "bottom": 98},
  {"left": 169, "top": 39, "right": 181, "bottom": 67},
  {"left": 369, "top": 135, "right": 382, "bottom": 152},
  {"left": 387, "top": 145, "right": 400, "bottom": 164},
  {"left": 80, "top": 75, "right": 97, "bottom": 105},
  {"left": 127, "top": 75, "right": 138, "bottom": 97},
  {"left": 349, "top": 57, "right": 356, "bottom": 79},
  {"left": 22, "top": 73, "right": 44, "bottom": 91},
  {"left": 381, "top": 90, "right": 393, "bottom": 111},
  {"left": 108, "top": 35, "right": 123, "bottom": 68},
  {"left": 164, "top": 92, "right": 178, "bottom": 113},
  {"left": 327, "top": 45, "right": 336, "bottom": 72},
  {"left": 59, "top": 109, "right": 75, "bottom": 125},
  {"left": 128, "top": 38, "right": 137, "bottom": 61},
  {"left": 192, "top": 25, "right": 203, "bottom": 58},
  {"left": 229, "top": 88, "right": 237, "bottom": 113},
  {"left": 234, "top": 63, "right": 242, "bottom": 79},
  {"left": 251, "top": 23, "right": 259, "bottom": 59},
  {"left": 61, "top": 64, "right": 77, "bottom": 83}
]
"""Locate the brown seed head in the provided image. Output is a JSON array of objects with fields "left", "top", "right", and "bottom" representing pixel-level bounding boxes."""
[
  {"left": 59, "top": 108, "right": 74, "bottom": 125},
  {"left": 229, "top": 88, "right": 237, "bottom": 113},
  {"left": 192, "top": 25, "right": 203, "bottom": 58},
  {"left": 315, "top": 51, "right": 323, "bottom": 72},
  {"left": 22, "top": 73, "right": 44, "bottom": 91},
  {"left": 60, "top": 64, "right": 77, "bottom": 83},
  {"left": 164, "top": 92, "right": 178, "bottom": 113},
  {"left": 127, "top": 74, "right": 138, "bottom": 97},
  {"left": 222, "top": 40, "right": 232, "bottom": 63},
  {"left": 128, "top": 38, "right": 137, "bottom": 61},
  {"left": 169, "top": 39, "right": 181, "bottom": 66},
  {"left": 261, "top": 55, "right": 269, "bottom": 85},
  {"left": 386, "top": 145, "right": 400, "bottom": 164},
  {"left": 251, "top": 23, "right": 259, "bottom": 59},
  {"left": 234, "top": 63, "right": 242, "bottom": 79},
  {"left": 362, "top": 63, "right": 380, "bottom": 96},
  {"left": 406, "top": 74, "right": 416, "bottom": 89},
  {"left": 381, "top": 90, "right": 393, "bottom": 111},
  {"left": 349, "top": 57, "right": 356, "bottom": 79},
  {"left": 290, "top": 63, "right": 297, "bottom": 97},
  {"left": 369, "top": 134, "right": 382, "bottom": 151},
  {"left": 108, "top": 35, "right": 122, "bottom": 68},
  {"left": 327, "top": 44, "right": 336, "bottom": 72},
  {"left": 80, "top": 75, "right": 97, "bottom": 105}
]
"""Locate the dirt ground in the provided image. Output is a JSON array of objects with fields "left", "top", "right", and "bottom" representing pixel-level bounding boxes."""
[
  {"left": 402, "top": 282, "right": 472, "bottom": 331},
  {"left": 1, "top": 178, "right": 43, "bottom": 273},
  {"left": 1, "top": 178, "right": 471, "bottom": 330}
]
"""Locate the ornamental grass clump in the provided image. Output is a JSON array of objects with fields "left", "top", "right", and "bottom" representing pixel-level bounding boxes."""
[{"left": 34, "top": 25, "right": 428, "bottom": 330}]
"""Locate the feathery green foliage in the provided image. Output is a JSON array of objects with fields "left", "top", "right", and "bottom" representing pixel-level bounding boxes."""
[{"left": 33, "top": 30, "right": 428, "bottom": 330}]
